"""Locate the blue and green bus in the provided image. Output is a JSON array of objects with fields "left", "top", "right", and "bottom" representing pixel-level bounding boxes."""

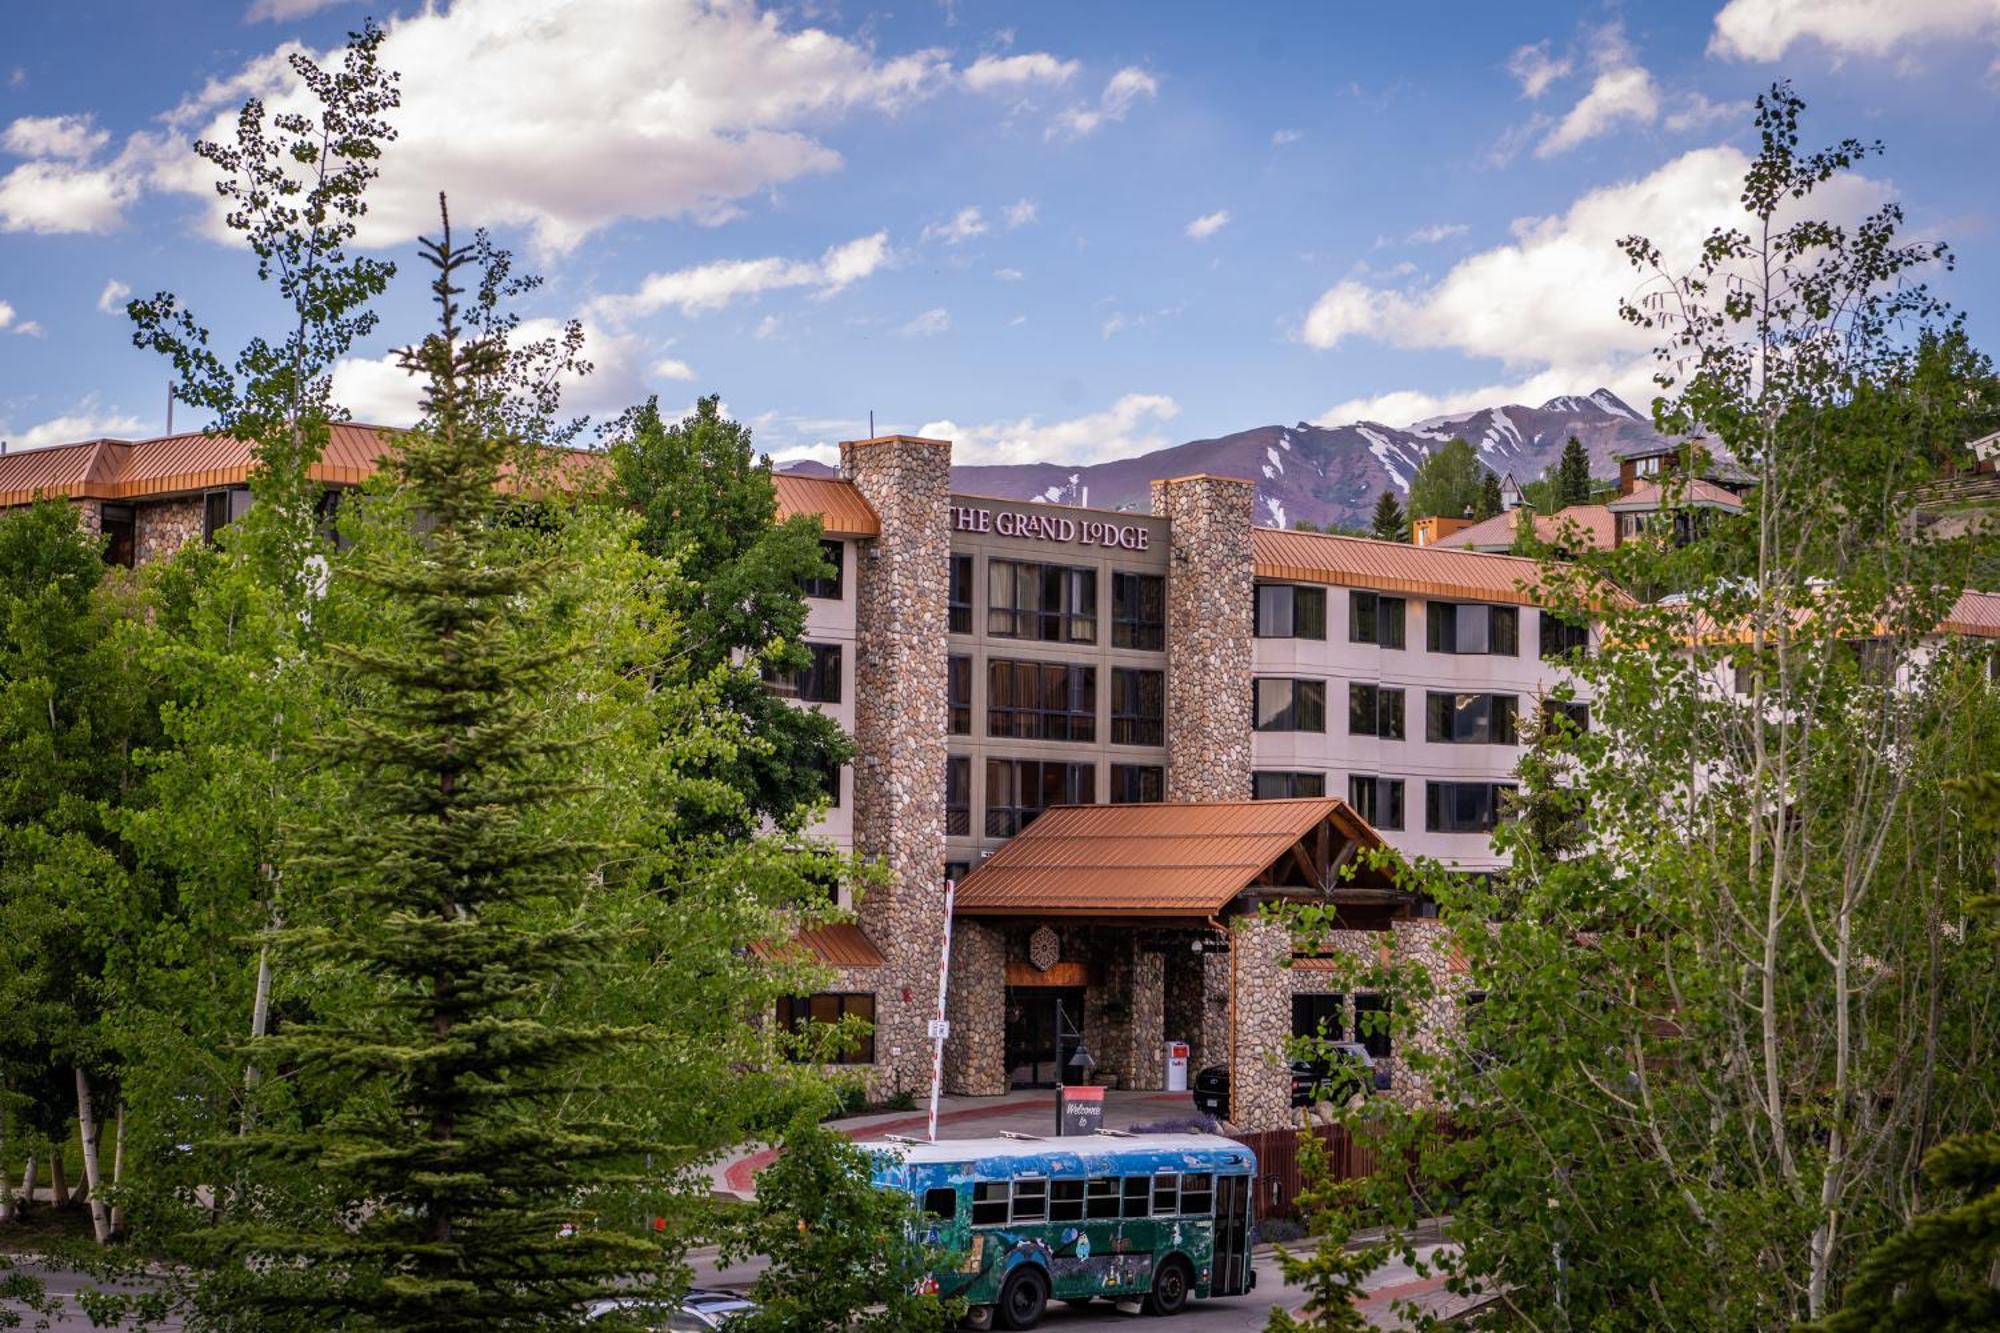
[{"left": 869, "top": 1132, "right": 1257, "bottom": 1330}]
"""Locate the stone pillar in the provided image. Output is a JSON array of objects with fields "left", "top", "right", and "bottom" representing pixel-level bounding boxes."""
[
  {"left": 75, "top": 499, "right": 104, "bottom": 538},
  {"left": 1166, "top": 945, "right": 1232, "bottom": 1078},
  {"left": 1228, "top": 914, "right": 1296, "bottom": 1132},
  {"left": 944, "top": 920, "right": 1007, "bottom": 1096},
  {"left": 1130, "top": 947, "right": 1166, "bottom": 1090},
  {"left": 841, "top": 434, "right": 952, "bottom": 1097},
  {"left": 135, "top": 497, "right": 204, "bottom": 566},
  {"left": 1151, "top": 475, "right": 1254, "bottom": 802},
  {"left": 1085, "top": 935, "right": 1135, "bottom": 1087}
]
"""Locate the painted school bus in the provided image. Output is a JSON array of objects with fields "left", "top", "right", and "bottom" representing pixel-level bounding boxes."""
[{"left": 868, "top": 1133, "right": 1257, "bottom": 1331}]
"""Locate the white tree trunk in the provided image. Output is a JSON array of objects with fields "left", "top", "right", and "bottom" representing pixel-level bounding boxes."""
[
  {"left": 74, "top": 1068, "right": 111, "bottom": 1244},
  {"left": 19, "top": 1152, "right": 35, "bottom": 1212},
  {"left": 109, "top": 1103, "right": 126, "bottom": 1237}
]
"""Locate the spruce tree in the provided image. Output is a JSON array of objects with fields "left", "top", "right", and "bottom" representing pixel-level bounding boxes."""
[
  {"left": 1475, "top": 469, "right": 1503, "bottom": 519},
  {"left": 1368, "top": 491, "right": 1407, "bottom": 542},
  {"left": 1555, "top": 436, "right": 1593, "bottom": 507},
  {"left": 205, "top": 207, "right": 663, "bottom": 1330}
]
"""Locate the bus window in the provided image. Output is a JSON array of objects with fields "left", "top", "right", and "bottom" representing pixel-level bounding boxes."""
[
  {"left": 1121, "top": 1176, "right": 1151, "bottom": 1218},
  {"left": 1049, "top": 1179, "right": 1085, "bottom": 1222},
  {"left": 972, "top": 1181, "right": 1009, "bottom": 1226},
  {"left": 1181, "top": 1172, "right": 1214, "bottom": 1216},
  {"left": 923, "top": 1187, "right": 958, "bottom": 1220},
  {"left": 1011, "top": 1179, "right": 1048, "bottom": 1223},
  {"left": 1153, "top": 1174, "right": 1180, "bottom": 1217},
  {"left": 1085, "top": 1178, "right": 1120, "bottom": 1220}
]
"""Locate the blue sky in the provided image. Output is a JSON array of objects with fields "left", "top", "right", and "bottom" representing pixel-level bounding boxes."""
[{"left": 3, "top": 0, "right": 1997, "bottom": 465}]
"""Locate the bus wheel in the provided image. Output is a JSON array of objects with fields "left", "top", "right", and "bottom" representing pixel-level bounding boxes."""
[
  {"left": 996, "top": 1266, "right": 1049, "bottom": 1330},
  {"left": 1144, "top": 1257, "right": 1192, "bottom": 1316}
]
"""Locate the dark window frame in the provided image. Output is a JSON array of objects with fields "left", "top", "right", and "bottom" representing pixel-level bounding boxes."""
[
  {"left": 988, "top": 558, "right": 1098, "bottom": 644},
  {"left": 1424, "top": 692, "right": 1519, "bottom": 745},
  {"left": 1538, "top": 611, "right": 1589, "bottom": 660},
  {"left": 1347, "top": 683, "right": 1406, "bottom": 740},
  {"left": 987, "top": 658, "right": 1097, "bottom": 743},
  {"left": 765, "top": 642, "right": 843, "bottom": 704},
  {"left": 946, "top": 756, "right": 970, "bottom": 837},
  {"left": 1424, "top": 781, "right": 1516, "bottom": 834},
  {"left": 775, "top": 992, "right": 876, "bottom": 1064},
  {"left": 1112, "top": 571, "right": 1166, "bottom": 650},
  {"left": 1110, "top": 666, "right": 1165, "bottom": 746},
  {"left": 1347, "top": 775, "right": 1406, "bottom": 831},
  {"left": 1254, "top": 677, "right": 1327, "bottom": 733},
  {"left": 1426, "top": 601, "right": 1519, "bottom": 656},
  {"left": 1253, "top": 770, "right": 1326, "bottom": 800},
  {"left": 948, "top": 655, "right": 972, "bottom": 736},
  {"left": 1255, "top": 583, "right": 1328, "bottom": 640},
  {"left": 1354, "top": 993, "right": 1392, "bottom": 1059},
  {"left": 1110, "top": 764, "right": 1164, "bottom": 804},
  {"left": 1349, "top": 591, "right": 1407, "bottom": 649},
  {"left": 985, "top": 758, "right": 1095, "bottom": 837},
  {"left": 802, "top": 539, "right": 844, "bottom": 599},
  {"left": 948, "top": 554, "right": 974, "bottom": 634}
]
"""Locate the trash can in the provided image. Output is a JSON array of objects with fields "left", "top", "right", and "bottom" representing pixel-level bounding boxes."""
[{"left": 1164, "top": 1040, "right": 1190, "bottom": 1092}]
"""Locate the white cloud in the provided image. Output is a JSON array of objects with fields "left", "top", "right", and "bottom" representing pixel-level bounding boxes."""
[
  {"left": 922, "top": 205, "right": 987, "bottom": 245},
  {"left": 1507, "top": 40, "right": 1573, "bottom": 99},
  {"left": 1101, "top": 312, "right": 1128, "bottom": 339},
  {"left": 919, "top": 392, "right": 1180, "bottom": 466},
  {"left": 1184, "top": 209, "right": 1230, "bottom": 240},
  {"left": 1710, "top": 0, "right": 2000, "bottom": 61},
  {"left": 0, "top": 398, "right": 148, "bottom": 451},
  {"left": 963, "top": 51, "right": 1079, "bottom": 90},
  {"left": 898, "top": 307, "right": 951, "bottom": 337},
  {"left": 96, "top": 279, "right": 131, "bottom": 314},
  {"left": 1538, "top": 64, "right": 1659, "bottom": 157},
  {"left": 245, "top": 0, "right": 351, "bottom": 21},
  {"left": 0, "top": 157, "right": 139, "bottom": 234},
  {"left": 1271, "top": 128, "right": 1303, "bottom": 145},
  {"left": 652, "top": 357, "right": 696, "bottom": 381},
  {"left": 0, "top": 300, "right": 14, "bottom": 330},
  {"left": 592, "top": 231, "right": 890, "bottom": 320},
  {"left": 1405, "top": 222, "right": 1468, "bottom": 245},
  {"left": 1004, "top": 197, "right": 1037, "bottom": 228},
  {"left": 1048, "top": 66, "right": 1158, "bottom": 140},
  {"left": 993, "top": 267, "right": 1024, "bottom": 281},
  {"left": 333, "top": 316, "right": 649, "bottom": 425},
  {"left": 2, "top": 114, "right": 109, "bottom": 160},
  {"left": 754, "top": 315, "right": 782, "bottom": 340},
  {"left": 1665, "top": 91, "right": 1751, "bottom": 134}
]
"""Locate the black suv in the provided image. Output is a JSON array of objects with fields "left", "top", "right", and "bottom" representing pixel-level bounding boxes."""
[{"left": 1192, "top": 1042, "right": 1389, "bottom": 1119}]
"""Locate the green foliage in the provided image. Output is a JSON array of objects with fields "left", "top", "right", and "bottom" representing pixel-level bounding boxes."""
[
  {"left": 1555, "top": 436, "right": 1593, "bottom": 507},
  {"left": 1474, "top": 470, "right": 1502, "bottom": 520},
  {"left": 1368, "top": 492, "right": 1408, "bottom": 543},
  {"left": 1405, "top": 439, "right": 1487, "bottom": 522},
  {"left": 724, "top": 1112, "right": 957, "bottom": 1333},
  {"left": 1263, "top": 1129, "right": 1385, "bottom": 1333}
]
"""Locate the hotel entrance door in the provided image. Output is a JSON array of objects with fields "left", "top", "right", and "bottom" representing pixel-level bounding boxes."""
[{"left": 1003, "top": 986, "right": 1085, "bottom": 1089}]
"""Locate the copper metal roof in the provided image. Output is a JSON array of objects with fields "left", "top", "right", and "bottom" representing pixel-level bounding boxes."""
[
  {"left": 1253, "top": 526, "right": 1630, "bottom": 609},
  {"left": 773, "top": 473, "right": 880, "bottom": 536},
  {"left": 1433, "top": 504, "right": 1615, "bottom": 553},
  {"left": 749, "top": 922, "right": 886, "bottom": 969},
  {"left": 1943, "top": 590, "right": 2000, "bottom": 639},
  {"left": 953, "top": 798, "right": 1385, "bottom": 918},
  {"left": 1606, "top": 478, "right": 1745, "bottom": 512}
]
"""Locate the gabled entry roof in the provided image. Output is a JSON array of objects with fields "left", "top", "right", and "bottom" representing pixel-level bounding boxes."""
[{"left": 952, "top": 798, "right": 1397, "bottom": 919}]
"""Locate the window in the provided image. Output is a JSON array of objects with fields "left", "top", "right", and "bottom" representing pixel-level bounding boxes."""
[
  {"left": 946, "top": 757, "right": 970, "bottom": 837},
  {"left": 1085, "top": 1178, "right": 1121, "bottom": 1220},
  {"left": 1733, "top": 662, "right": 1755, "bottom": 695},
  {"left": 988, "top": 659, "right": 1096, "bottom": 742},
  {"left": 1112, "top": 572, "right": 1165, "bottom": 650},
  {"left": 1539, "top": 611, "right": 1589, "bottom": 659},
  {"left": 989, "top": 559, "right": 1097, "bottom": 643},
  {"left": 948, "top": 554, "right": 973, "bottom": 634},
  {"left": 1011, "top": 1179, "right": 1048, "bottom": 1223},
  {"left": 948, "top": 656, "right": 971, "bottom": 735},
  {"left": 1348, "top": 776, "right": 1405, "bottom": 831},
  {"left": 1425, "top": 692, "right": 1519, "bottom": 745},
  {"left": 765, "top": 643, "right": 842, "bottom": 703},
  {"left": 1049, "top": 1179, "right": 1086, "bottom": 1222},
  {"left": 985, "top": 759, "right": 1095, "bottom": 837},
  {"left": 1254, "top": 678, "right": 1326, "bottom": 732},
  {"left": 1292, "top": 992, "right": 1344, "bottom": 1043},
  {"left": 1152, "top": 1174, "right": 1181, "bottom": 1217},
  {"left": 1253, "top": 771, "right": 1325, "bottom": 800},
  {"left": 972, "top": 1181, "right": 1009, "bottom": 1226},
  {"left": 1425, "top": 781, "right": 1515, "bottom": 834},
  {"left": 202, "top": 487, "right": 252, "bottom": 542},
  {"left": 1111, "top": 668, "right": 1164, "bottom": 745},
  {"left": 1542, "top": 699, "right": 1590, "bottom": 735},
  {"left": 99, "top": 503, "right": 135, "bottom": 568},
  {"left": 923, "top": 1188, "right": 958, "bottom": 1221},
  {"left": 819, "top": 760, "right": 842, "bottom": 808},
  {"left": 1121, "top": 1176, "right": 1152, "bottom": 1218},
  {"left": 1354, "top": 994, "right": 1392, "bottom": 1058},
  {"left": 803, "top": 539, "right": 844, "bottom": 599},
  {"left": 1179, "top": 1173, "right": 1214, "bottom": 1216},
  {"left": 1347, "top": 684, "right": 1406, "bottom": 740},
  {"left": 1255, "top": 584, "right": 1327, "bottom": 639},
  {"left": 1349, "top": 592, "right": 1407, "bottom": 649},
  {"left": 1110, "top": 764, "right": 1164, "bottom": 804},
  {"left": 774, "top": 992, "right": 875, "bottom": 1064},
  {"left": 1426, "top": 602, "right": 1519, "bottom": 656}
]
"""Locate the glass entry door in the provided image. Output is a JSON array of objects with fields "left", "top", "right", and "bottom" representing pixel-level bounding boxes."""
[
  {"left": 1212, "top": 1173, "right": 1252, "bottom": 1296},
  {"left": 1003, "top": 986, "right": 1085, "bottom": 1088}
]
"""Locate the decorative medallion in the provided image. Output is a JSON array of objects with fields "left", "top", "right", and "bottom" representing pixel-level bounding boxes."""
[{"left": 1029, "top": 925, "right": 1061, "bottom": 972}]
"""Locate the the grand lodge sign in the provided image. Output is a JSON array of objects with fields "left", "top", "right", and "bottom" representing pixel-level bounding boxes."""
[{"left": 951, "top": 504, "right": 1153, "bottom": 552}]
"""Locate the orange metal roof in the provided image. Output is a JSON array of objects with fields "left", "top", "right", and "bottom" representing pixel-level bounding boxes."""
[
  {"left": 953, "top": 798, "right": 1384, "bottom": 918},
  {"left": 1943, "top": 590, "right": 2000, "bottom": 639},
  {"left": 1254, "top": 526, "right": 1631, "bottom": 609},
  {"left": 1433, "top": 504, "right": 1614, "bottom": 553},
  {"left": 1607, "top": 478, "right": 1745, "bottom": 512},
  {"left": 773, "top": 473, "right": 880, "bottom": 536},
  {"left": 749, "top": 922, "right": 886, "bottom": 969}
]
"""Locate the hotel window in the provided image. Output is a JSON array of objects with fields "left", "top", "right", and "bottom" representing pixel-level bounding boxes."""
[
  {"left": 819, "top": 759, "right": 842, "bottom": 808},
  {"left": 946, "top": 757, "right": 970, "bottom": 836},
  {"left": 1348, "top": 591, "right": 1407, "bottom": 649},
  {"left": 1112, "top": 572, "right": 1166, "bottom": 650},
  {"left": 203, "top": 487, "right": 252, "bottom": 543},
  {"left": 1110, "top": 667, "right": 1165, "bottom": 746},
  {"left": 1424, "top": 781, "right": 1515, "bottom": 834},
  {"left": 1426, "top": 602, "right": 1518, "bottom": 656},
  {"left": 1292, "top": 993, "right": 1344, "bottom": 1042},
  {"left": 945, "top": 860, "right": 971, "bottom": 885},
  {"left": 985, "top": 758, "right": 1095, "bottom": 837},
  {"left": 948, "top": 554, "right": 973, "bottom": 634},
  {"left": 1110, "top": 764, "right": 1164, "bottom": 804},
  {"left": 764, "top": 643, "right": 842, "bottom": 703},
  {"left": 1253, "top": 771, "right": 1325, "bottom": 800},
  {"left": 1253, "top": 678, "right": 1326, "bottom": 732},
  {"left": 99, "top": 503, "right": 135, "bottom": 568},
  {"left": 1347, "top": 776, "right": 1405, "bottom": 831},
  {"left": 1542, "top": 699, "right": 1590, "bottom": 736},
  {"left": 987, "top": 659, "right": 1096, "bottom": 742},
  {"left": 1347, "top": 684, "right": 1406, "bottom": 740},
  {"left": 775, "top": 992, "right": 875, "bottom": 1064},
  {"left": 1425, "top": 692, "right": 1519, "bottom": 745},
  {"left": 948, "top": 656, "right": 972, "bottom": 735},
  {"left": 1354, "top": 993, "right": 1392, "bottom": 1058},
  {"left": 988, "top": 559, "right": 1097, "bottom": 643},
  {"left": 1255, "top": 583, "right": 1327, "bottom": 639},
  {"left": 1539, "top": 611, "right": 1589, "bottom": 659},
  {"left": 802, "top": 539, "right": 844, "bottom": 599}
]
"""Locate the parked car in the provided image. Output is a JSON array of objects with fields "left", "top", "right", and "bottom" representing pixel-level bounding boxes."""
[
  {"left": 586, "top": 1290, "right": 759, "bottom": 1329},
  {"left": 1192, "top": 1042, "right": 1389, "bottom": 1119}
]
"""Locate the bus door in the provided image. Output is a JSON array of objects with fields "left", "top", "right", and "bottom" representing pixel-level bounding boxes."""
[{"left": 1211, "top": 1173, "right": 1252, "bottom": 1296}]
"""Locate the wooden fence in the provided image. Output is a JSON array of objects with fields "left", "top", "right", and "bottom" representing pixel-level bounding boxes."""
[{"left": 1225, "top": 1121, "right": 1380, "bottom": 1221}]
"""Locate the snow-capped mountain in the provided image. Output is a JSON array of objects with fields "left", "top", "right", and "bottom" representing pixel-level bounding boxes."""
[{"left": 781, "top": 388, "right": 1673, "bottom": 531}]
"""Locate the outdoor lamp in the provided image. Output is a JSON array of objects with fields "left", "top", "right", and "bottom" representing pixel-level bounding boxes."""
[{"left": 1069, "top": 1044, "right": 1097, "bottom": 1086}]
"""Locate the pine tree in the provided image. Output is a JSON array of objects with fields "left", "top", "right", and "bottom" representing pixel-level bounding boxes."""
[
  {"left": 1368, "top": 491, "right": 1407, "bottom": 542},
  {"left": 204, "top": 206, "right": 664, "bottom": 1329},
  {"left": 1555, "top": 436, "right": 1593, "bottom": 507},
  {"left": 1475, "top": 469, "right": 1503, "bottom": 519}
]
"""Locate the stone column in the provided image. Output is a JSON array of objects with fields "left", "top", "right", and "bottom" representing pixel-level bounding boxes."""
[
  {"left": 841, "top": 435, "right": 953, "bottom": 1097},
  {"left": 1151, "top": 475, "right": 1253, "bottom": 802},
  {"left": 944, "top": 920, "right": 1007, "bottom": 1096},
  {"left": 1130, "top": 948, "right": 1166, "bottom": 1090},
  {"left": 1085, "top": 935, "right": 1135, "bottom": 1087},
  {"left": 1228, "top": 914, "right": 1296, "bottom": 1132},
  {"left": 1166, "top": 946, "right": 1233, "bottom": 1078}
]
